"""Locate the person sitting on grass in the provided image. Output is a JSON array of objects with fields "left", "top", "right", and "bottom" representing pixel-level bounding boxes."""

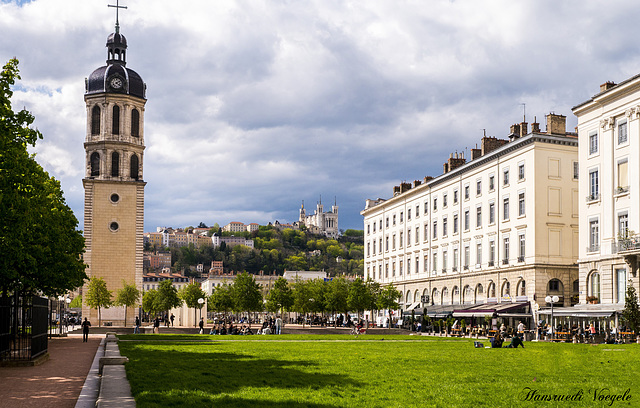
[
  {"left": 506, "top": 335, "right": 525, "bottom": 348},
  {"left": 490, "top": 332, "right": 504, "bottom": 348}
]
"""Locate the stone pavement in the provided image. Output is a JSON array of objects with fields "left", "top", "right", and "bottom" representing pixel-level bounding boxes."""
[{"left": 0, "top": 335, "right": 101, "bottom": 408}]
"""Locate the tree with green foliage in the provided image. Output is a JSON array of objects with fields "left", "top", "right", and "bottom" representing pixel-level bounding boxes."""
[
  {"left": 154, "top": 279, "right": 182, "bottom": 318},
  {"left": 209, "top": 283, "right": 234, "bottom": 320},
  {"left": 348, "top": 277, "right": 371, "bottom": 320},
  {"left": 265, "top": 277, "right": 294, "bottom": 316},
  {"left": 366, "top": 279, "right": 381, "bottom": 321},
  {"left": 114, "top": 281, "right": 141, "bottom": 327},
  {"left": 378, "top": 284, "right": 401, "bottom": 330},
  {"left": 292, "top": 279, "right": 313, "bottom": 326},
  {"left": 70, "top": 295, "right": 82, "bottom": 308},
  {"left": 85, "top": 277, "right": 113, "bottom": 327},
  {"left": 180, "top": 282, "right": 207, "bottom": 327},
  {"left": 0, "top": 59, "right": 87, "bottom": 298},
  {"left": 142, "top": 289, "right": 159, "bottom": 316},
  {"left": 325, "top": 276, "right": 349, "bottom": 326},
  {"left": 343, "top": 229, "right": 364, "bottom": 237},
  {"left": 308, "top": 278, "right": 327, "bottom": 315},
  {"left": 622, "top": 284, "right": 640, "bottom": 334},
  {"left": 230, "top": 272, "right": 263, "bottom": 326},
  {"left": 284, "top": 254, "right": 307, "bottom": 271}
]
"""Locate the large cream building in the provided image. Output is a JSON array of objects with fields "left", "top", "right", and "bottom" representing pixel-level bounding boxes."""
[
  {"left": 81, "top": 21, "right": 146, "bottom": 326},
  {"left": 573, "top": 79, "right": 640, "bottom": 311},
  {"left": 362, "top": 114, "right": 579, "bottom": 322}
]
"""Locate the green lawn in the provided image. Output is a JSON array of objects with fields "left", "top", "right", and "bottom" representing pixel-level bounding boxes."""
[{"left": 117, "top": 334, "right": 639, "bottom": 408}]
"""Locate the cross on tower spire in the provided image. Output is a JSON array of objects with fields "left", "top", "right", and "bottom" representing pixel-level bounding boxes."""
[{"left": 108, "top": 0, "right": 127, "bottom": 34}]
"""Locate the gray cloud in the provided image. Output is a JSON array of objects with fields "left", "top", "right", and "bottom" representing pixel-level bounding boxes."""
[{"left": 3, "top": 0, "right": 640, "bottom": 231}]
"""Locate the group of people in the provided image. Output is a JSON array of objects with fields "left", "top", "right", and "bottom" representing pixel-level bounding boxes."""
[
  {"left": 489, "top": 321, "right": 526, "bottom": 348},
  {"left": 203, "top": 316, "right": 284, "bottom": 335}
]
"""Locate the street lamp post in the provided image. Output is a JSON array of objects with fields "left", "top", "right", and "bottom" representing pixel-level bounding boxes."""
[
  {"left": 198, "top": 298, "right": 205, "bottom": 326},
  {"left": 57, "top": 296, "right": 64, "bottom": 335},
  {"left": 545, "top": 295, "right": 560, "bottom": 338},
  {"left": 65, "top": 298, "right": 71, "bottom": 332}
]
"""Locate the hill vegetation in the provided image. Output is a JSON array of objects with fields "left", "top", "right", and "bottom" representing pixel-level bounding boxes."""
[{"left": 148, "top": 226, "right": 364, "bottom": 277}]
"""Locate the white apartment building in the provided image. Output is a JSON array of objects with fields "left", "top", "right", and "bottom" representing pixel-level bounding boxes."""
[
  {"left": 573, "top": 78, "right": 640, "bottom": 310},
  {"left": 362, "top": 114, "right": 579, "bottom": 322}
]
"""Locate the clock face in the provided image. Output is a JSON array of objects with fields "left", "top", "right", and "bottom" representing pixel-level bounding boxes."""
[{"left": 110, "top": 77, "right": 123, "bottom": 89}]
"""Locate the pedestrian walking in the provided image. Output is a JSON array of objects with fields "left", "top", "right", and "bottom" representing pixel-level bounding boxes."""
[
  {"left": 275, "top": 316, "right": 282, "bottom": 335},
  {"left": 154, "top": 317, "right": 160, "bottom": 333},
  {"left": 82, "top": 317, "right": 91, "bottom": 342},
  {"left": 199, "top": 317, "right": 204, "bottom": 334},
  {"left": 171, "top": 314, "right": 175, "bottom": 327},
  {"left": 134, "top": 316, "right": 140, "bottom": 334}
]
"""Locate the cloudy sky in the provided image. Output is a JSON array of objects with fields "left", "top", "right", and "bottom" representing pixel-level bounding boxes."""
[{"left": 3, "top": 0, "right": 640, "bottom": 232}]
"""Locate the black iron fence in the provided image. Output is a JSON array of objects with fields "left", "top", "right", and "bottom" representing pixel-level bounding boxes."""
[{"left": 0, "top": 294, "right": 48, "bottom": 362}]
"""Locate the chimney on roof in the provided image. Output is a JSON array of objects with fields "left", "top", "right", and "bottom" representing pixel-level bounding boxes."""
[
  {"left": 546, "top": 113, "right": 566, "bottom": 135},
  {"left": 600, "top": 81, "right": 616, "bottom": 92},
  {"left": 481, "top": 136, "right": 508, "bottom": 156},
  {"left": 413, "top": 179, "right": 422, "bottom": 188},
  {"left": 470, "top": 147, "right": 482, "bottom": 160},
  {"left": 423, "top": 176, "right": 434, "bottom": 183},
  {"left": 443, "top": 152, "right": 466, "bottom": 173},
  {"left": 509, "top": 124, "right": 521, "bottom": 138},
  {"left": 519, "top": 121, "right": 528, "bottom": 137},
  {"left": 531, "top": 117, "right": 540, "bottom": 133}
]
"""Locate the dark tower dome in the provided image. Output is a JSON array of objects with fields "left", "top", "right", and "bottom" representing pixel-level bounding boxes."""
[
  {"left": 85, "top": 29, "right": 146, "bottom": 99},
  {"left": 106, "top": 31, "right": 128, "bottom": 65}
]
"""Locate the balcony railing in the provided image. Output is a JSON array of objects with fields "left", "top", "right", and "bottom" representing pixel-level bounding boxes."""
[
  {"left": 587, "top": 244, "right": 600, "bottom": 253},
  {"left": 502, "top": 259, "right": 509, "bottom": 265},
  {"left": 617, "top": 235, "right": 640, "bottom": 252},
  {"left": 488, "top": 260, "right": 495, "bottom": 267},
  {"left": 452, "top": 266, "right": 458, "bottom": 272},
  {"left": 586, "top": 193, "right": 600, "bottom": 202},
  {"left": 615, "top": 186, "right": 629, "bottom": 195},
  {"left": 463, "top": 265, "right": 469, "bottom": 271},
  {"left": 517, "top": 256, "right": 524, "bottom": 262},
  {"left": 441, "top": 269, "right": 447, "bottom": 274}
]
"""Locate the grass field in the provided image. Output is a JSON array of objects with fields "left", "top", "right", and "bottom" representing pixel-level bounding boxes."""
[{"left": 117, "top": 334, "right": 640, "bottom": 408}]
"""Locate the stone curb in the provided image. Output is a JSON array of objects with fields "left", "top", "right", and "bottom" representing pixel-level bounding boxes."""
[{"left": 76, "top": 333, "right": 135, "bottom": 407}]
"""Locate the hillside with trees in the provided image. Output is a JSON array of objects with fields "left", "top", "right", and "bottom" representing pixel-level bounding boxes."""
[{"left": 148, "top": 226, "right": 364, "bottom": 277}]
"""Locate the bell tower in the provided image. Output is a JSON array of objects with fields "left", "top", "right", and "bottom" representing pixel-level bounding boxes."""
[{"left": 82, "top": 6, "right": 146, "bottom": 325}]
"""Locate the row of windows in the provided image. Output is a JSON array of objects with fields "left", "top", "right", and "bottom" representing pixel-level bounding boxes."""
[
  {"left": 90, "top": 151, "right": 140, "bottom": 180},
  {"left": 588, "top": 118, "right": 628, "bottom": 155},
  {"left": 366, "top": 166, "right": 528, "bottom": 236},
  {"left": 366, "top": 194, "right": 526, "bottom": 254},
  {"left": 587, "top": 213, "right": 629, "bottom": 252},
  {"left": 588, "top": 269, "right": 627, "bottom": 303},
  {"left": 366, "top": 234, "right": 526, "bottom": 275},
  {"left": 586, "top": 159, "right": 629, "bottom": 202},
  {"left": 91, "top": 105, "right": 140, "bottom": 137},
  {"left": 398, "top": 281, "right": 529, "bottom": 305}
]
